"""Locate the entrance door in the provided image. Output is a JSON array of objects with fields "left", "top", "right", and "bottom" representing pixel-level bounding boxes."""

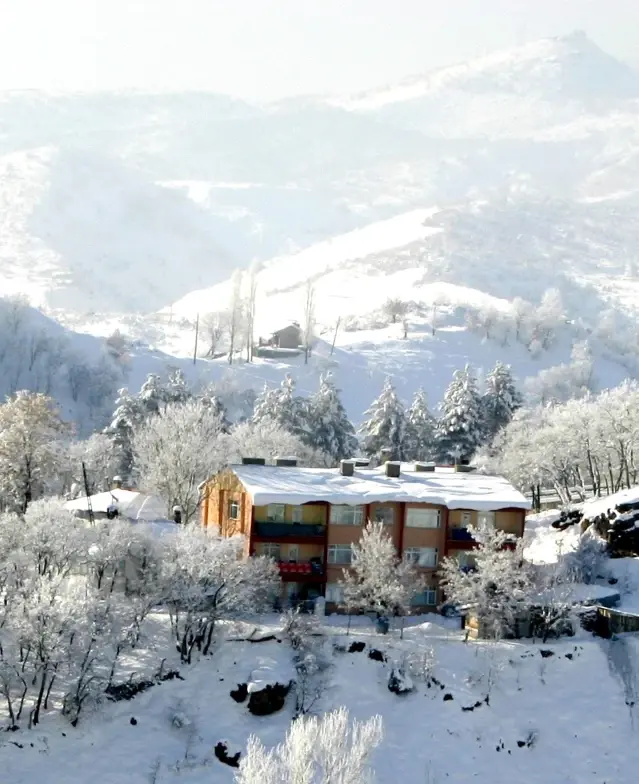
[{"left": 287, "top": 544, "right": 299, "bottom": 563}]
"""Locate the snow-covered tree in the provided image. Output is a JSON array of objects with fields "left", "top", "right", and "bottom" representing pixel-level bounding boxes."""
[
  {"left": 236, "top": 708, "right": 383, "bottom": 784},
  {"left": 161, "top": 527, "right": 279, "bottom": 663},
  {"left": 202, "top": 311, "right": 229, "bottom": 358},
  {"left": 303, "top": 280, "right": 316, "bottom": 364},
  {"left": 439, "top": 526, "right": 530, "bottom": 639},
  {"left": 306, "top": 373, "right": 357, "bottom": 463},
  {"left": 0, "top": 392, "right": 70, "bottom": 512},
  {"left": 358, "top": 377, "right": 405, "bottom": 462},
  {"left": 382, "top": 298, "right": 408, "bottom": 325},
  {"left": 482, "top": 362, "right": 522, "bottom": 444},
  {"left": 435, "top": 365, "right": 484, "bottom": 464},
  {"left": 66, "top": 433, "right": 121, "bottom": 496},
  {"left": 251, "top": 376, "right": 310, "bottom": 443},
  {"left": 133, "top": 400, "right": 226, "bottom": 523},
  {"left": 228, "top": 270, "right": 245, "bottom": 365},
  {"left": 403, "top": 388, "right": 436, "bottom": 461},
  {"left": 340, "top": 522, "right": 425, "bottom": 619},
  {"left": 224, "top": 420, "right": 321, "bottom": 466},
  {"left": 103, "top": 387, "right": 144, "bottom": 482}
]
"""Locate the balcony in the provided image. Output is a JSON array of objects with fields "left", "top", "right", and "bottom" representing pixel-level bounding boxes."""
[
  {"left": 448, "top": 527, "right": 476, "bottom": 542},
  {"left": 278, "top": 560, "right": 325, "bottom": 579},
  {"left": 253, "top": 522, "right": 326, "bottom": 540}
]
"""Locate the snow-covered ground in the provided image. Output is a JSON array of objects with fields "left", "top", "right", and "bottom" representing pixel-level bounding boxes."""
[{"left": 2, "top": 613, "right": 638, "bottom": 783}]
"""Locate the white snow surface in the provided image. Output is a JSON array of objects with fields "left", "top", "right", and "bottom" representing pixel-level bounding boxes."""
[
  {"left": 581, "top": 486, "right": 639, "bottom": 522},
  {"left": 231, "top": 463, "right": 530, "bottom": 510},
  {"left": 65, "top": 489, "right": 168, "bottom": 521}
]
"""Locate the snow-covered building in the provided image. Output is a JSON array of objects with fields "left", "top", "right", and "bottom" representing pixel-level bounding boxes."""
[
  {"left": 201, "top": 459, "right": 530, "bottom": 612},
  {"left": 65, "top": 488, "right": 169, "bottom": 523}
]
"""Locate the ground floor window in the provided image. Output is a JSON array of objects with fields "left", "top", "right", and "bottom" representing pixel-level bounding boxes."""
[
  {"left": 228, "top": 500, "right": 240, "bottom": 520},
  {"left": 327, "top": 544, "right": 353, "bottom": 565},
  {"left": 325, "top": 583, "right": 344, "bottom": 603},
  {"left": 411, "top": 589, "right": 438, "bottom": 606},
  {"left": 260, "top": 543, "right": 281, "bottom": 559}
]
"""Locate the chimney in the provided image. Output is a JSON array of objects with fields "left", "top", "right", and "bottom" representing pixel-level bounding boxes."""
[
  {"left": 112, "top": 475, "right": 123, "bottom": 489},
  {"left": 454, "top": 464, "right": 476, "bottom": 473},
  {"left": 275, "top": 456, "right": 298, "bottom": 467},
  {"left": 340, "top": 459, "right": 355, "bottom": 477},
  {"left": 385, "top": 461, "right": 401, "bottom": 478},
  {"left": 242, "top": 457, "right": 266, "bottom": 466},
  {"left": 415, "top": 462, "right": 436, "bottom": 472},
  {"left": 379, "top": 447, "right": 393, "bottom": 463}
]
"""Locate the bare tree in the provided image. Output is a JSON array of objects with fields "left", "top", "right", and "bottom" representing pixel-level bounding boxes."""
[
  {"left": 245, "top": 261, "right": 260, "bottom": 363},
  {"left": 228, "top": 271, "right": 244, "bottom": 365},
  {"left": 303, "top": 280, "right": 315, "bottom": 365},
  {"left": 202, "top": 311, "right": 229, "bottom": 358},
  {"left": 382, "top": 297, "right": 408, "bottom": 325},
  {"left": 430, "top": 296, "right": 447, "bottom": 336}
]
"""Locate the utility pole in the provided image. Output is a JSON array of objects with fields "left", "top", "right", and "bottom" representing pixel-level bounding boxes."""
[
  {"left": 193, "top": 313, "right": 199, "bottom": 365},
  {"left": 330, "top": 316, "right": 341, "bottom": 356},
  {"left": 82, "top": 462, "right": 94, "bottom": 525}
]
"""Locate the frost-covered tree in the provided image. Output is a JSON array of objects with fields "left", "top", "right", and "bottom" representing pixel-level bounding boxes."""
[
  {"left": 382, "top": 298, "right": 408, "bottom": 325},
  {"left": 0, "top": 392, "right": 70, "bottom": 512},
  {"left": 133, "top": 400, "right": 226, "bottom": 523},
  {"left": 403, "top": 388, "right": 436, "bottom": 461},
  {"left": 103, "top": 387, "right": 144, "bottom": 481},
  {"left": 436, "top": 365, "right": 484, "bottom": 464},
  {"left": 439, "top": 526, "right": 530, "bottom": 639},
  {"left": 66, "top": 432, "right": 121, "bottom": 496},
  {"left": 202, "top": 311, "right": 229, "bottom": 358},
  {"left": 306, "top": 373, "right": 357, "bottom": 463},
  {"left": 224, "top": 420, "right": 321, "bottom": 466},
  {"left": 482, "top": 362, "right": 522, "bottom": 444},
  {"left": 340, "top": 522, "right": 425, "bottom": 619},
  {"left": 236, "top": 708, "right": 383, "bottom": 784},
  {"left": 161, "top": 527, "right": 279, "bottom": 663},
  {"left": 251, "top": 376, "right": 310, "bottom": 443},
  {"left": 358, "top": 377, "right": 405, "bottom": 462}
]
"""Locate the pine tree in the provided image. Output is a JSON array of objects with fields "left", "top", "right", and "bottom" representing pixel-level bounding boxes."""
[
  {"left": 482, "top": 362, "right": 522, "bottom": 443},
  {"left": 404, "top": 388, "right": 436, "bottom": 461},
  {"left": 164, "top": 369, "right": 192, "bottom": 405},
  {"left": 103, "top": 388, "right": 144, "bottom": 481},
  {"left": 251, "top": 376, "right": 309, "bottom": 443},
  {"left": 358, "top": 377, "right": 405, "bottom": 462},
  {"left": 306, "top": 373, "right": 357, "bottom": 463},
  {"left": 436, "top": 365, "right": 484, "bottom": 464}
]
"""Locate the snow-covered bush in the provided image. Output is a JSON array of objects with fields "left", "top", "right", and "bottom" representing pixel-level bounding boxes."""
[
  {"left": 563, "top": 530, "right": 608, "bottom": 585},
  {"left": 235, "top": 707, "right": 383, "bottom": 784}
]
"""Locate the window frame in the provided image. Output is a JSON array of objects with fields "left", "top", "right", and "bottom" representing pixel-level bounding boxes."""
[
  {"left": 329, "top": 504, "right": 365, "bottom": 525},
  {"left": 327, "top": 544, "right": 353, "bottom": 565},
  {"left": 267, "top": 504, "right": 286, "bottom": 522},
  {"left": 291, "top": 505, "right": 304, "bottom": 523},
  {"left": 405, "top": 508, "right": 440, "bottom": 529},
  {"left": 403, "top": 547, "right": 438, "bottom": 568},
  {"left": 460, "top": 510, "right": 473, "bottom": 527},
  {"left": 372, "top": 505, "right": 395, "bottom": 525},
  {"left": 228, "top": 500, "right": 240, "bottom": 521},
  {"left": 477, "top": 510, "right": 496, "bottom": 530},
  {"left": 260, "top": 543, "right": 281, "bottom": 560},
  {"left": 412, "top": 588, "right": 438, "bottom": 606},
  {"left": 325, "top": 583, "right": 344, "bottom": 603}
]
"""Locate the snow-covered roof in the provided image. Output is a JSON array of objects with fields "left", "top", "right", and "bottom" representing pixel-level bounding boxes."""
[
  {"left": 65, "top": 489, "right": 168, "bottom": 521},
  {"left": 582, "top": 486, "right": 639, "bottom": 522},
  {"left": 229, "top": 464, "right": 531, "bottom": 511}
]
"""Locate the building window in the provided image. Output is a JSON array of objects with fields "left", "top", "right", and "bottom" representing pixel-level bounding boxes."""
[
  {"left": 327, "top": 545, "right": 353, "bottom": 565},
  {"left": 411, "top": 588, "right": 438, "bottom": 606},
  {"left": 260, "top": 543, "right": 281, "bottom": 560},
  {"left": 228, "top": 500, "right": 240, "bottom": 520},
  {"left": 286, "top": 544, "right": 299, "bottom": 562},
  {"left": 457, "top": 551, "right": 475, "bottom": 569},
  {"left": 330, "top": 505, "right": 365, "bottom": 525},
  {"left": 373, "top": 505, "right": 394, "bottom": 525},
  {"left": 325, "top": 583, "right": 344, "bottom": 603},
  {"left": 404, "top": 547, "right": 438, "bottom": 568},
  {"left": 405, "top": 508, "right": 440, "bottom": 528},
  {"left": 292, "top": 506, "right": 304, "bottom": 523},
  {"left": 267, "top": 504, "right": 286, "bottom": 522},
  {"left": 477, "top": 511, "right": 496, "bottom": 530},
  {"left": 460, "top": 510, "right": 473, "bottom": 526}
]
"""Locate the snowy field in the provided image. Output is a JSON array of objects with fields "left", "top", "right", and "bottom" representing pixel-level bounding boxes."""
[{"left": 1, "top": 612, "right": 638, "bottom": 784}]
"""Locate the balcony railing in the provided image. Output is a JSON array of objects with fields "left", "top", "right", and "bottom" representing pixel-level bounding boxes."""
[
  {"left": 278, "top": 560, "right": 324, "bottom": 577},
  {"left": 254, "top": 522, "right": 325, "bottom": 539},
  {"left": 448, "top": 527, "right": 476, "bottom": 542}
]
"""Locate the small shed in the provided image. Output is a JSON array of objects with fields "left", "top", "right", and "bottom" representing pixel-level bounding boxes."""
[{"left": 268, "top": 323, "right": 302, "bottom": 349}]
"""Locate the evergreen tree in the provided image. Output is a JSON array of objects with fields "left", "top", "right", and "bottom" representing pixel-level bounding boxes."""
[
  {"left": 251, "top": 375, "right": 309, "bottom": 443},
  {"left": 404, "top": 388, "right": 436, "bottom": 461},
  {"left": 164, "top": 369, "right": 192, "bottom": 406},
  {"left": 436, "top": 365, "right": 484, "bottom": 463},
  {"left": 137, "top": 373, "right": 165, "bottom": 417},
  {"left": 482, "top": 362, "right": 522, "bottom": 443},
  {"left": 358, "top": 377, "right": 405, "bottom": 462},
  {"left": 104, "top": 387, "right": 144, "bottom": 481},
  {"left": 306, "top": 373, "right": 357, "bottom": 463}
]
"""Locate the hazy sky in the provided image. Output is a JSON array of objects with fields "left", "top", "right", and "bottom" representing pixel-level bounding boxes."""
[{"left": 1, "top": 0, "right": 638, "bottom": 100}]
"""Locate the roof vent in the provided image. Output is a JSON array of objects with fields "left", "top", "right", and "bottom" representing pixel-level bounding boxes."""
[
  {"left": 385, "top": 461, "right": 401, "bottom": 478},
  {"left": 275, "top": 456, "right": 298, "bottom": 467},
  {"left": 415, "top": 462, "right": 436, "bottom": 472},
  {"left": 340, "top": 460, "right": 355, "bottom": 477},
  {"left": 351, "top": 457, "right": 370, "bottom": 468},
  {"left": 242, "top": 457, "right": 266, "bottom": 466},
  {"left": 454, "top": 464, "right": 476, "bottom": 473}
]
